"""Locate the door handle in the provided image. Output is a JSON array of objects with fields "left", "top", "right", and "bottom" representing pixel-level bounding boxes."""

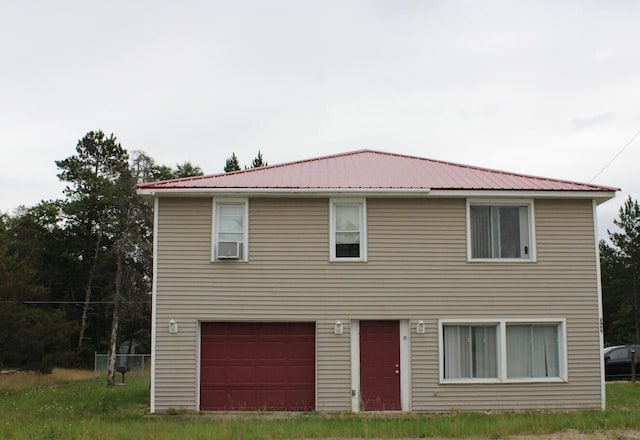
[{"left": 395, "top": 370, "right": 399, "bottom": 374}]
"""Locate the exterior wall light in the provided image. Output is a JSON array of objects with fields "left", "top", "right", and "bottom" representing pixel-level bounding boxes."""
[
  {"left": 168, "top": 319, "right": 179, "bottom": 334},
  {"left": 334, "top": 320, "right": 344, "bottom": 335},
  {"left": 416, "top": 320, "right": 426, "bottom": 334}
]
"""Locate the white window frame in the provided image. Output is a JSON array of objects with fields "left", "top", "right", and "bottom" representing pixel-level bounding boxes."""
[
  {"left": 466, "top": 199, "right": 536, "bottom": 262},
  {"left": 439, "top": 318, "right": 567, "bottom": 384},
  {"left": 329, "top": 198, "right": 367, "bottom": 262},
  {"left": 212, "top": 198, "right": 249, "bottom": 262}
]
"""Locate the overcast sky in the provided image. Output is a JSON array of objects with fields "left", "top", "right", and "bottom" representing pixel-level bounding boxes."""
[{"left": 1, "top": 1, "right": 639, "bottom": 240}]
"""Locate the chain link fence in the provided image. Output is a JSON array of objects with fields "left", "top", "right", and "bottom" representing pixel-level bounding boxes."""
[{"left": 94, "top": 353, "right": 151, "bottom": 374}]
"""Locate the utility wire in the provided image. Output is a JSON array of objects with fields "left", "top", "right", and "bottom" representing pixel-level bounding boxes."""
[
  {"left": 1, "top": 300, "right": 150, "bottom": 305},
  {"left": 589, "top": 127, "right": 640, "bottom": 183}
]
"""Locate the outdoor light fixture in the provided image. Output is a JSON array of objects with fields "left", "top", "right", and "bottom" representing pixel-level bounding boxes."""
[
  {"left": 416, "top": 320, "right": 426, "bottom": 334},
  {"left": 168, "top": 319, "right": 179, "bottom": 334},
  {"left": 334, "top": 320, "right": 344, "bottom": 335}
]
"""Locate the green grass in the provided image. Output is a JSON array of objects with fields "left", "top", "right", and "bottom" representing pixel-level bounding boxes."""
[{"left": 1, "top": 372, "right": 640, "bottom": 439}]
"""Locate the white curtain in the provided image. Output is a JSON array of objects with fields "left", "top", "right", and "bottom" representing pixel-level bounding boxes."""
[
  {"left": 507, "top": 325, "right": 532, "bottom": 377},
  {"left": 444, "top": 325, "right": 497, "bottom": 379},
  {"left": 507, "top": 325, "right": 559, "bottom": 378},
  {"left": 473, "top": 326, "right": 497, "bottom": 377},
  {"left": 444, "top": 326, "right": 469, "bottom": 378},
  {"left": 532, "top": 325, "right": 559, "bottom": 377},
  {"left": 218, "top": 204, "right": 244, "bottom": 242}
]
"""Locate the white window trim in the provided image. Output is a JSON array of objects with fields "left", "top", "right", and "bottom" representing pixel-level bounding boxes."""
[
  {"left": 466, "top": 199, "right": 537, "bottom": 263},
  {"left": 211, "top": 198, "right": 249, "bottom": 262},
  {"left": 399, "top": 320, "right": 411, "bottom": 411},
  {"left": 350, "top": 320, "right": 360, "bottom": 412},
  {"left": 438, "top": 318, "right": 567, "bottom": 384},
  {"left": 329, "top": 198, "right": 367, "bottom": 262}
]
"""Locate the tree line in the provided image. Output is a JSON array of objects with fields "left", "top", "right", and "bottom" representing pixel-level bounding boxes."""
[{"left": 0, "top": 130, "right": 267, "bottom": 383}]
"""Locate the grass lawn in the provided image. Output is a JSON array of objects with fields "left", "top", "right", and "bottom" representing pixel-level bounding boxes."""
[{"left": 1, "top": 369, "right": 640, "bottom": 439}]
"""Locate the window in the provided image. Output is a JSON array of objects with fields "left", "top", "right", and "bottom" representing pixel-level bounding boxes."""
[
  {"left": 468, "top": 201, "right": 534, "bottom": 261},
  {"left": 606, "top": 347, "right": 629, "bottom": 361},
  {"left": 330, "top": 199, "right": 366, "bottom": 261},
  {"left": 443, "top": 325, "right": 498, "bottom": 379},
  {"left": 506, "top": 324, "right": 559, "bottom": 378},
  {"left": 213, "top": 199, "right": 248, "bottom": 261},
  {"left": 440, "top": 319, "right": 565, "bottom": 383}
]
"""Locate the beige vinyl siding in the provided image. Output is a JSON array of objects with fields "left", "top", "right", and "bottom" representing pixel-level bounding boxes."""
[
  {"left": 316, "top": 319, "right": 352, "bottom": 411},
  {"left": 153, "top": 197, "right": 602, "bottom": 412}
]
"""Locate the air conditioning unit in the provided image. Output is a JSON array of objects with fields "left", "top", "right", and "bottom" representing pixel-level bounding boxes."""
[{"left": 217, "top": 241, "right": 241, "bottom": 259}]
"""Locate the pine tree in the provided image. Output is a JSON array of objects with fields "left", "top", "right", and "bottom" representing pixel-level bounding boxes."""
[
  {"left": 224, "top": 153, "right": 241, "bottom": 172},
  {"left": 251, "top": 150, "right": 267, "bottom": 168},
  {"left": 56, "top": 131, "right": 130, "bottom": 351},
  {"left": 601, "top": 196, "right": 640, "bottom": 344}
]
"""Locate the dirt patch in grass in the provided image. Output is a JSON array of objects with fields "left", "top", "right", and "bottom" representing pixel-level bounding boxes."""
[
  {"left": 509, "top": 430, "right": 640, "bottom": 439},
  {"left": 0, "top": 368, "right": 97, "bottom": 389},
  {"left": 326, "top": 431, "right": 640, "bottom": 439}
]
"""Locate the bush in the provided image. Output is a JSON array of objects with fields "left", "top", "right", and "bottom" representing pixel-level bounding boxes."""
[{"left": 0, "top": 304, "right": 77, "bottom": 373}]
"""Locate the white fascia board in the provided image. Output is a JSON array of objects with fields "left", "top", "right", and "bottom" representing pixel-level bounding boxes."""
[
  {"left": 428, "top": 190, "right": 616, "bottom": 203},
  {"left": 136, "top": 188, "right": 431, "bottom": 198},
  {"left": 137, "top": 187, "right": 615, "bottom": 203}
]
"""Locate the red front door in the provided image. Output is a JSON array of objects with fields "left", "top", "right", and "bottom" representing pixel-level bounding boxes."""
[{"left": 360, "top": 320, "right": 401, "bottom": 410}]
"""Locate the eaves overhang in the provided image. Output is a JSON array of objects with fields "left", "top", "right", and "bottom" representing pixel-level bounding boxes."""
[{"left": 136, "top": 187, "right": 616, "bottom": 204}]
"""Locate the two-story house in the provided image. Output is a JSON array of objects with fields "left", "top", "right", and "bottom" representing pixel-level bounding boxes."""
[{"left": 137, "top": 150, "right": 617, "bottom": 413}]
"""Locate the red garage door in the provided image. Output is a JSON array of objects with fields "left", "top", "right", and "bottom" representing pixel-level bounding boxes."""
[{"left": 200, "top": 322, "right": 315, "bottom": 411}]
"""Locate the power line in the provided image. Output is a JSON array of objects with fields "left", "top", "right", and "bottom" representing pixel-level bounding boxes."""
[
  {"left": 1, "top": 300, "right": 150, "bottom": 305},
  {"left": 25, "top": 301, "right": 150, "bottom": 304},
  {"left": 589, "top": 127, "right": 640, "bottom": 183}
]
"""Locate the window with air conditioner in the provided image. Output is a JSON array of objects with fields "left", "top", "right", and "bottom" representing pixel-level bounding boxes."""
[
  {"left": 467, "top": 200, "right": 535, "bottom": 261},
  {"left": 213, "top": 199, "right": 248, "bottom": 261}
]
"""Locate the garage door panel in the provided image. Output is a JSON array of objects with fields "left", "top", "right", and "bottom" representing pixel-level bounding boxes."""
[
  {"left": 257, "top": 366, "right": 287, "bottom": 381},
  {"left": 228, "top": 366, "right": 258, "bottom": 382},
  {"left": 288, "top": 366, "right": 315, "bottom": 381},
  {"left": 255, "top": 342, "right": 282, "bottom": 358},
  {"left": 200, "top": 322, "right": 315, "bottom": 411}
]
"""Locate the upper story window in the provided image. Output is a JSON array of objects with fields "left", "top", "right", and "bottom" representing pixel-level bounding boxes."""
[
  {"left": 467, "top": 200, "right": 535, "bottom": 261},
  {"left": 212, "top": 198, "right": 248, "bottom": 261},
  {"left": 330, "top": 199, "right": 367, "bottom": 261}
]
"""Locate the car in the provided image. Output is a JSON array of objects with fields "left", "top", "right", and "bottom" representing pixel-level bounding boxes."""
[{"left": 604, "top": 344, "right": 640, "bottom": 381}]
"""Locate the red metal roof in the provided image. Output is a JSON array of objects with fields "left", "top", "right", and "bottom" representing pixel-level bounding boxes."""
[{"left": 137, "top": 149, "right": 617, "bottom": 193}]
